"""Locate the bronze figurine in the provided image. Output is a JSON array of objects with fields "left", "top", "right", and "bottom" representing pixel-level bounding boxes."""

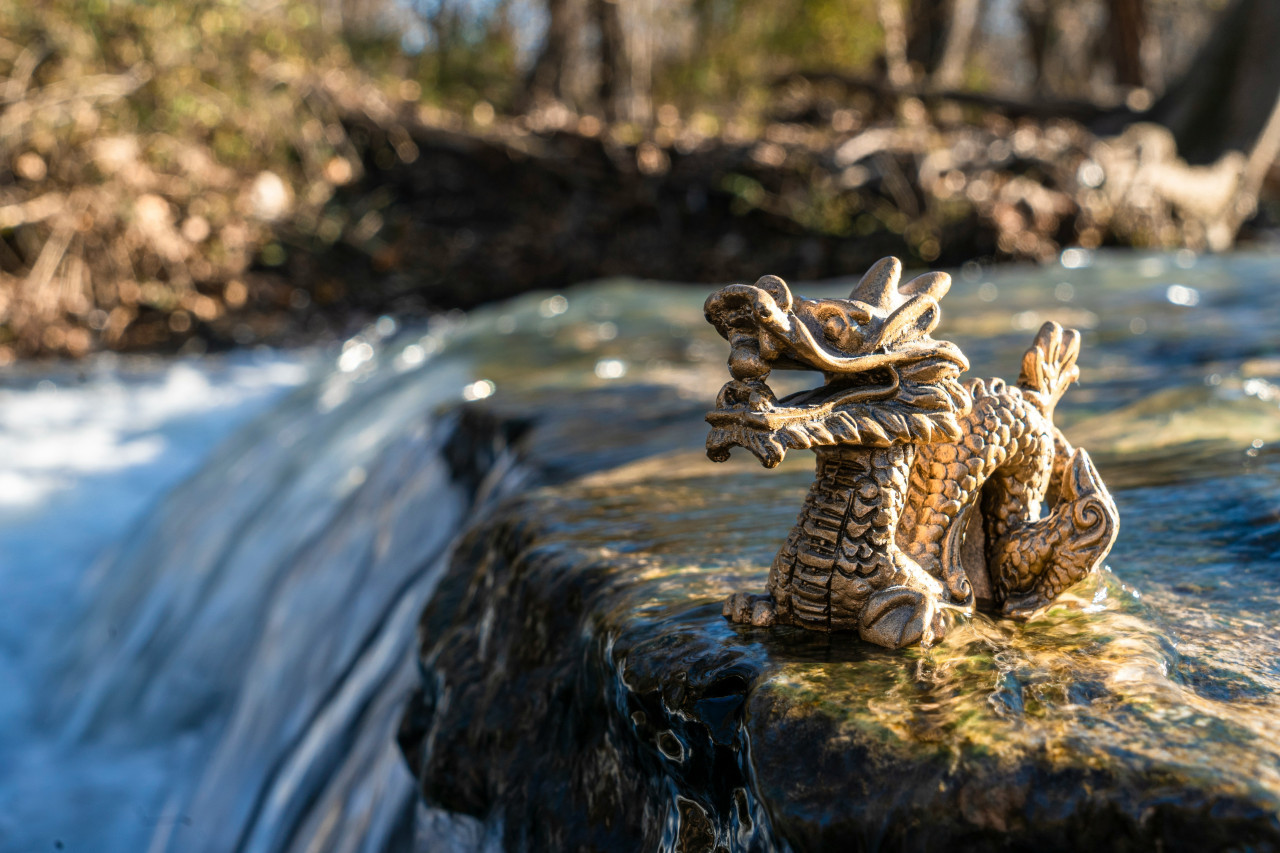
[{"left": 706, "top": 258, "right": 1119, "bottom": 649}]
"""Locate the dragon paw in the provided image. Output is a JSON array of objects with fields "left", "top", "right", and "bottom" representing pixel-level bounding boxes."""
[
  {"left": 723, "top": 593, "right": 777, "bottom": 627},
  {"left": 858, "top": 586, "right": 947, "bottom": 649}
]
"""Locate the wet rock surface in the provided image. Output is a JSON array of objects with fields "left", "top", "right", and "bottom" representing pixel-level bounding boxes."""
[{"left": 402, "top": 375, "right": 1280, "bottom": 851}]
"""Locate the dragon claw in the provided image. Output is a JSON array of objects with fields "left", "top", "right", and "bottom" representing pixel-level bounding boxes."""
[{"left": 724, "top": 593, "right": 777, "bottom": 627}]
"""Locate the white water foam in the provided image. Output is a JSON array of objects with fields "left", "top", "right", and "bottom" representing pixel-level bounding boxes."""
[{"left": 0, "top": 351, "right": 312, "bottom": 850}]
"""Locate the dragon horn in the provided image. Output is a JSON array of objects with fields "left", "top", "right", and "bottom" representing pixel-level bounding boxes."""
[
  {"left": 899, "top": 270, "right": 951, "bottom": 301},
  {"left": 849, "top": 257, "right": 902, "bottom": 310},
  {"left": 753, "top": 274, "right": 794, "bottom": 312}
]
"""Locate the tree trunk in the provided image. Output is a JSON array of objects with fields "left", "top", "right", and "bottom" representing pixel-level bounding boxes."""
[
  {"left": 933, "top": 0, "right": 982, "bottom": 90},
  {"left": 1105, "top": 0, "right": 1146, "bottom": 88},
  {"left": 592, "top": 0, "right": 628, "bottom": 122},
  {"left": 626, "top": 1, "right": 653, "bottom": 126},
  {"left": 878, "top": 0, "right": 914, "bottom": 89},
  {"left": 906, "top": 0, "right": 947, "bottom": 77},
  {"left": 1148, "top": 0, "right": 1280, "bottom": 164},
  {"left": 1019, "top": 0, "right": 1051, "bottom": 92},
  {"left": 521, "top": 0, "right": 573, "bottom": 109}
]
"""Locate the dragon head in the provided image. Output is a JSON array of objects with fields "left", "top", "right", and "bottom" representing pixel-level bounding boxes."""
[{"left": 704, "top": 257, "right": 972, "bottom": 467}]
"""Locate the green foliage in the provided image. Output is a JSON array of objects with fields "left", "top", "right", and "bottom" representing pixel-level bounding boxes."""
[
  {"left": 411, "top": 3, "right": 524, "bottom": 111},
  {"left": 9, "top": 0, "right": 379, "bottom": 159},
  {"left": 0, "top": 0, "right": 429, "bottom": 355},
  {"left": 656, "top": 0, "right": 884, "bottom": 111}
]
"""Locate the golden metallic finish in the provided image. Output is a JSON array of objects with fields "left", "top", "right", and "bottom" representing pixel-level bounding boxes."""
[{"left": 706, "top": 258, "right": 1120, "bottom": 649}]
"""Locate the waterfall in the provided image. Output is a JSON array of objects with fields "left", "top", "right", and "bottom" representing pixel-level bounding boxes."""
[{"left": 5, "top": 323, "right": 526, "bottom": 853}]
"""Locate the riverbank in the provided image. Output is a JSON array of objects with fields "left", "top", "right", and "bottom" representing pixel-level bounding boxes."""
[{"left": 5, "top": 0, "right": 1279, "bottom": 361}]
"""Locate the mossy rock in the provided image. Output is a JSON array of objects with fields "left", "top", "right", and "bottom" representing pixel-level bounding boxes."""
[{"left": 400, "top": 388, "right": 1280, "bottom": 851}]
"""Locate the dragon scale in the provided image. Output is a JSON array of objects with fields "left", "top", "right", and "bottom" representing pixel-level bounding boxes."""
[{"left": 769, "top": 444, "right": 916, "bottom": 633}]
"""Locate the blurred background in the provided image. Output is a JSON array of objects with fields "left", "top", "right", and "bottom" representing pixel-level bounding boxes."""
[{"left": 3, "top": 0, "right": 1279, "bottom": 360}]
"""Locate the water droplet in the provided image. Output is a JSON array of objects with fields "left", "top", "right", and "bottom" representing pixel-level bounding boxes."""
[
  {"left": 1060, "top": 248, "right": 1092, "bottom": 269},
  {"left": 396, "top": 344, "right": 426, "bottom": 370},
  {"left": 462, "top": 379, "right": 495, "bottom": 401},
  {"left": 338, "top": 341, "right": 374, "bottom": 373},
  {"left": 595, "top": 359, "right": 627, "bottom": 380},
  {"left": 539, "top": 295, "right": 568, "bottom": 318},
  {"left": 1165, "top": 284, "right": 1200, "bottom": 307}
]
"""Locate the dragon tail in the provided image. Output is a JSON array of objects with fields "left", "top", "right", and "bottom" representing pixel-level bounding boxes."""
[{"left": 1017, "top": 321, "right": 1081, "bottom": 416}]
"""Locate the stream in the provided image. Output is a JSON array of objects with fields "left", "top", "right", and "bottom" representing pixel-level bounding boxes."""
[{"left": 3, "top": 251, "right": 1280, "bottom": 851}]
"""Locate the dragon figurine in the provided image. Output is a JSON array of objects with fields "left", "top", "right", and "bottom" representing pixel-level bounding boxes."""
[{"left": 705, "top": 258, "right": 1119, "bottom": 649}]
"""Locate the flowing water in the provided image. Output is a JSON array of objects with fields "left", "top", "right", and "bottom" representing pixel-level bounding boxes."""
[{"left": 3, "top": 251, "right": 1280, "bottom": 851}]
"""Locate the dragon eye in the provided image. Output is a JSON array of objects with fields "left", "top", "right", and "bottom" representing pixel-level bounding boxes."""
[
  {"left": 807, "top": 302, "right": 864, "bottom": 348},
  {"left": 824, "top": 314, "right": 858, "bottom": 344},
  {"left": 823, "top": 316, "right": 845, "bottom": 341}
]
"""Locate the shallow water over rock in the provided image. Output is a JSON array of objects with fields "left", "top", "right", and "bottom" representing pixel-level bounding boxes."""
[
  {"left": 403, "top": 414, "right": 1280, "bottom": 849},
  {"left": 405, "top": 252, "right": 1280, "bottom": 850},
  {"left": 5, "top": 251, "right": 1280, "bottom": 852}
]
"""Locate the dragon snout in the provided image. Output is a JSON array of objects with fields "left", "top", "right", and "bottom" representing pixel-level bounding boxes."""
[
  {"left": 705, "top": 276, "right": 799, "bottom": 383},
  {"left": 703, "top": 276, "right": 795, "bottom": 337}
]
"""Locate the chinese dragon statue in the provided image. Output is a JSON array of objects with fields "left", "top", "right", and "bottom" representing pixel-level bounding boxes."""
[{"left": 705, "top": 258, "right": 1119, "bottom": 649}]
